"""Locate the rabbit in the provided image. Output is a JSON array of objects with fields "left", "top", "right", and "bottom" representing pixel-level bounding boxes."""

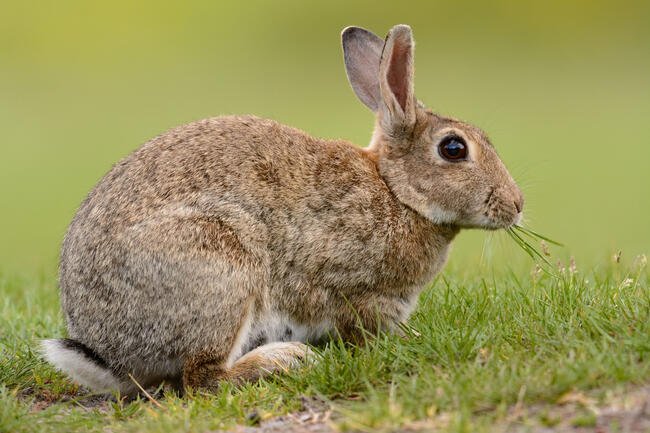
[{"left": 42, "top": 24, "right": 524, "bottom": 395}]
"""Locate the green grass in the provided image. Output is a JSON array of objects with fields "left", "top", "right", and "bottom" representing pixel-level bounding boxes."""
[{"left": 1, "top": 256, "right": 648, "bottom": 432}]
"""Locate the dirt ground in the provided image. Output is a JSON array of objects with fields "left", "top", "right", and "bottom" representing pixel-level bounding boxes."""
[
  {"left": 19, "top": 385, "right": 650, "bottom": 432},
  {"left": 228, "top": 387, "right": 650, "bottom": 433}
]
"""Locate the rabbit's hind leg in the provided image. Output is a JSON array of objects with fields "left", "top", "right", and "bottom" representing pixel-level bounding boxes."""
[
  {"left": 183, "top": 340, "right": 312, "bottom": 391},
  {"left": 227, "top": 342, "right": 312, "bottom": 384},
  {"left": 181, "top": 298, "right": 255, "bottom": 392}
]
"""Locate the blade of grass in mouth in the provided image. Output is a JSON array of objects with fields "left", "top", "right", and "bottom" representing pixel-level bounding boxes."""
[
  {"left": 512, "top": 224, "right": 563, "bottom": 247},
  {"left": 506, "top": 228, "right": 537, "bottom": 262},
  {"left": 505, "top": 223, "right": 567, "bottom": 277},
  {"left": 509, "top": 228, "right": 553, "bottom": 266}
]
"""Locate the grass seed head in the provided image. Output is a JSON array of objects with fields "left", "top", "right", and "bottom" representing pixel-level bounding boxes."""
[
  {"left": 621, "top": 278, "right": 634, "bottom": 289},
  {"left": 541, "top": 241, "right": 551, "bottom": 257},
  {"left": 632, "top": 254, "right": 647, "bottom": 270},
  {"left": 569, "top": 256, "right": 577, "bottom": 275}
]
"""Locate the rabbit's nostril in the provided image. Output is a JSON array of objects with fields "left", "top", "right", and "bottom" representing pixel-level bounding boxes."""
[{"left": 514, "top": 198, "right": 523, "bottom": 213}]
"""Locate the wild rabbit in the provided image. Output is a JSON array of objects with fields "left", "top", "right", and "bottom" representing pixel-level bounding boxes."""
[{"left": 42, "top": 24, "right": 523, "bottom": 394}]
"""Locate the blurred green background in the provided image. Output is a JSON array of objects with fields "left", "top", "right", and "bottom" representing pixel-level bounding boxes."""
[{"left": 1, "top": 0, "right": 649, "bottom": 275}]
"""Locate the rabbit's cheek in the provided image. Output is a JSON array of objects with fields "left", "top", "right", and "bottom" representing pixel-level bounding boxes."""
[{"left": 425, "top": 202, "right": 457, "bottom": 225}]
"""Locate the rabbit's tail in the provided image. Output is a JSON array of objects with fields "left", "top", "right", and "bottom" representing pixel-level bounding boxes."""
[{"left": 41, "top": 338, "right": 125, "bottom": 392}]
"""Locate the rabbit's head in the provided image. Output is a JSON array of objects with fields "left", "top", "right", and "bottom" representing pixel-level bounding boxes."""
[{"left": 343, "top": 25, "right": 523, "bottom": 230}]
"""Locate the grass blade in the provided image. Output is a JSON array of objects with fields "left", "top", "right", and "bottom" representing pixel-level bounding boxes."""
[
  {"left": 508, "top": 228, "right": 553, "bottom": 267},
  {"left": 513, "top": 225, "right": 564, "bottom": 246},
  {"left": 506, "top": 229, "right": 537, "bottom": 262}
]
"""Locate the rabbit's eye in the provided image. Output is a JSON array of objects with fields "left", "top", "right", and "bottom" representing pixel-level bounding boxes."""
[{"left": 439, "top": 136, "right": 467, "bottom": 161}]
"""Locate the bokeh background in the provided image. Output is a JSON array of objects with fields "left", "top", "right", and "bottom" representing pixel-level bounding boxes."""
[{"left": 1, "top": 0, "right": 649, "bottom": 276}]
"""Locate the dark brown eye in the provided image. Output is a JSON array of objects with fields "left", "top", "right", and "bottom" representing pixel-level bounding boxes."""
[{"left": 439, "top": 136, "right": 467, "bottom": 161}]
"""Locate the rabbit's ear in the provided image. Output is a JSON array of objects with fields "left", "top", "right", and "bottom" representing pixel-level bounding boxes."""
[
  {"left": 378, "top": 25, "right": 416, "bottom": 132},
  {"left": 342, "top": 26, "right": 385, "bottom": 112}
]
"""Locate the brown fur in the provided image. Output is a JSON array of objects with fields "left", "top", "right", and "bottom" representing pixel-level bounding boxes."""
[{"left": 44, "top": 24, "right": 523, "bottom": 393}]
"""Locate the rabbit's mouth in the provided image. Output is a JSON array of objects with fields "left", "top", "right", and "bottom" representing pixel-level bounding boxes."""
[
  {"left": 427, "top": 191, "right": 523, "bottom": 230},
  {"left": 485, "top": 211, "right": 523, "bottom": 230},
  {"left": 459, "top": 212, "right": 522, "bottom": 231},
  {"left": 480, "top": 187, "right": 524, "bottom": 230},
  {"left": 449, "top": 187, "right": 524, "bottom": 230}
]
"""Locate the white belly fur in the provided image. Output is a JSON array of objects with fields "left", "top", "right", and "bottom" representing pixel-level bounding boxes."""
[{"left": 227, "top": 310, "right": 332, "bottom": 366}]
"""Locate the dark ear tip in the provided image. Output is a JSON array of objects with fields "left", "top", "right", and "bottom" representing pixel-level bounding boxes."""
[
  {"left": 341, "top": 26, "right": 385, "bottom": 48},
  {"left": 341, "top": 26, "right": 364, "bottom": 43},
  {"left": 341, "top": 26, "right": 379, "bottom": 40},
  {"left": 341, "top": 26, "right": 355, "bottom": 45}
]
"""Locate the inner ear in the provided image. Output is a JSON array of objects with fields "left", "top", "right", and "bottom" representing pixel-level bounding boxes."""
[{"left": 386, "top": 40, "right": 411, "bottom": 112}]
